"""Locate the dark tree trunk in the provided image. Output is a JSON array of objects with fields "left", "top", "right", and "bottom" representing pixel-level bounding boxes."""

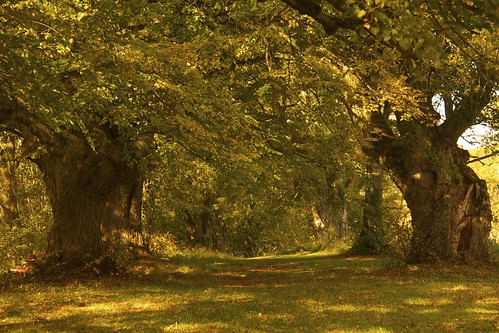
[
  {"left": 335, "top": 177, "right": 349, "bottom": 239},
  {"left": 35, "top": 137, "right": 144, "bottom": 267},
  {"left": 1, "top": 100, "right": 147, "bottom": 271},
  {"left": 377, "top": 130, "right": 492, "bottom": 263},
  {"left": 352, "top": 161, "right": 386, "bottom": 254},
  {"left": 0, "top": 133, "right": 20, "bottom": 226},
  {"left": 184, "top": 197, "right": 228, "bottom": 251}
]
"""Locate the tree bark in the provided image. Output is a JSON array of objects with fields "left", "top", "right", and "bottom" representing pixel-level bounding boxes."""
[
  {"left": 373, "top": 122, "right": 492, "bottom": 263},
  {"left": 0, "top": 133, "right": 20, "bottom": 227},
  {"left": 34, "top": 136, "right": 144, "bottom": 268},
  {"left": 0, "top": 104, "right": 147, "bottom": 268}
]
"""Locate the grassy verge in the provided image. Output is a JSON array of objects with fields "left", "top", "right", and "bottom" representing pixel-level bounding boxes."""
[{"left": 1, "top": 251, "right": 498, "bottom": 332}]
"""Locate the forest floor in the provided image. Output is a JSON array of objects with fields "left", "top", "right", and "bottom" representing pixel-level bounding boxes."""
[{"left": 0, "top": 250, "right": 498, "bottom": 333}]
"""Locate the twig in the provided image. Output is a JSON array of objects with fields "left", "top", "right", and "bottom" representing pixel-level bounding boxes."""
[{"left": 467, "top": 150, "right": 499, "bottom": 164}]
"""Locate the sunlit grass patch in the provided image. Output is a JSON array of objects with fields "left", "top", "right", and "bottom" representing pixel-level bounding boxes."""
[
  {"left": 174, "top": 264, "right": 197, "bottom": 275},
  {"left": 476, "top": 297, "right": 499, "bottom": 305},
  {"left": 321, "top": 304, "right": 392, "bottom": 314},
  {"left": 404, "top": 297, "right": 454, "bottom": 306},
  {"left": 446, "top": 284, "right": 469, "bottom": 291},
  {"left": 466, "top": 307, "right": 498, "bottom": 315}
]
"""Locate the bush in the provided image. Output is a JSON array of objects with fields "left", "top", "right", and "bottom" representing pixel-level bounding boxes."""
[
  {"left": 148, "top": 232, "right": 180, "bottom": 258},
  {"left": 0, "top": 216, "right": 49, "bottom": 273}
]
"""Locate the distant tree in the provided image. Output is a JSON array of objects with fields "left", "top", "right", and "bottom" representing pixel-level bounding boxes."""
[
  {"left": 351, "top": 161, "right": 386, "bottom": 254},
  {"left": 0, "top": 133, "right": 19, "bottom": 227}
]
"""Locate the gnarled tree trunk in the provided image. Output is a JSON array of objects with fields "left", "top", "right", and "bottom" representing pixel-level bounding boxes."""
[
  {"left": 35, "top": 136, "right": 144, "bottom": 268},
  {"left": 376, "top": 127, "right": 492, "bottom": 263}
]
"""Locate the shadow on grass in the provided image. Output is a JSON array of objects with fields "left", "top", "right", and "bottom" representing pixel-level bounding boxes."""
[{"left": 1, "top": 252, "right": 498, "bottom": 332}]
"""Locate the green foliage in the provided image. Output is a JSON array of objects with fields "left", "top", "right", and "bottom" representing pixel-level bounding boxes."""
[
  {"left": 134, "top": 1, "right": 369, "bottom": 257},
  {"left": 142, "top": 140, "right": 320, "bottom": 257},
  {"left": 0, "top": 0, "right": 371, "bottom": 262},
  {"left": 0, "top": 161, "right": 51, "bottom": 273},
  {"left": 469, "top": 149, "right": 499, "bottom": 244},
  {"left": 146, "top": 232, "right": 180, "bottom": 258}
]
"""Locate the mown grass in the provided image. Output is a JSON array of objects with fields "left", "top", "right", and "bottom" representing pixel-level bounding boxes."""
[{"left": 1, "top": 251, "right": 498, "bottom": 333}]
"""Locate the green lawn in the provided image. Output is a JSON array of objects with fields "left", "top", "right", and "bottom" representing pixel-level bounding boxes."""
[{"left": 1, "top": 252, "right": 498, "bottom": 332}]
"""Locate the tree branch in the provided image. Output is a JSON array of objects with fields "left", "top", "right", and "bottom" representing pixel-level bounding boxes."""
[
  {"left": 467, "top": 150, "right": 499, "bottom": 164},
  {"left": 265, "top": 138, "right": 324, "bottom": 167},
  {"left": 0, "top": 101, "right": 56, "bottom": 147},
  {"left": 438, "top": 72, "right": 495, "bottom": 143},
  {"left": 279, "top": 0, "right": 363, "bottom": 34}
]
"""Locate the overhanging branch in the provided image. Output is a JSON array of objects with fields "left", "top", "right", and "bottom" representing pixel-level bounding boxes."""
[
  {"left": 0, "top": 101, "right": 56, "bottom": 147},
  {"left": 438, "top": 77, "right": 494, "bottom": 144},
  {"left": 279, "top": 0, "right": 363, "bottom": 34}
]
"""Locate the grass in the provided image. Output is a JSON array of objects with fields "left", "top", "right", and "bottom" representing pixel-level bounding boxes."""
[{"left": 1, "top": 251, "right": 498, "bottom": 332}]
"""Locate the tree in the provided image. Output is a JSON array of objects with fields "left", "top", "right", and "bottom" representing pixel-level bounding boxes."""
[
  {"left": 221, "top": 3, "right": 365, "bottom": 244},
  {"left": 351, "top": 161, "right": 386, "bottom": 254},
  {"left": 468, "top": 149, "right": 499, "bottom": 244},
  {"left": 5, "top": 0, "right": 495, "bottom": 268},
  {"left": 278, "top": 0, "right": 498, "bottom": 262},
  {"left": 0, "top": 0, "right": 153, "bottom": 267},
  {"left": 0, "top": 0, "right": 252, "bottom": 267},
  {"left": 0, "top": 133, "right": 19, "bottom": 227}
]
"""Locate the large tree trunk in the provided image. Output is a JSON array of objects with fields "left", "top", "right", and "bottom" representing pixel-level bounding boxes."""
[
  {"left": 1, "top": 95, "right": 147, "bottom": 271},
  {"left": 0, "top": 133, "right": 20, "bottom": 227},
  {"left": 35, "top": 137, "right": 144, "bottom": 268},
  {"left": 378, "top": 131, "right": 492, "bottom": 263}
]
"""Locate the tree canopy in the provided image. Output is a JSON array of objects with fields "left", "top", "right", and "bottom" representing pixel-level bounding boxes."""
[{"left": 1, "top": 0, "right": 498, "bottom": 268}]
